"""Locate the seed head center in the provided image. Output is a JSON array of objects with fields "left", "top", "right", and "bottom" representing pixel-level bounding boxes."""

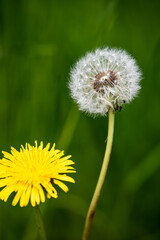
[{"left": 93, "top": 71, "right": 117, "bottom": 93}]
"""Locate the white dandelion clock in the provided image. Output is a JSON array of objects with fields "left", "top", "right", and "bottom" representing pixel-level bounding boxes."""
[
  {"left": 69, "top": 48, "right": 142, "bottom": 240},
  {"left": 69, "top": 47, "right": 141, "bottom": 116}
]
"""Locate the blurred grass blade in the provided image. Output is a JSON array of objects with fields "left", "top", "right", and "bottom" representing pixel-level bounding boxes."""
[
  {"left": 123, "top": 143, "right": 160, "bottom": 193},
  {"left": 58, "top": 106, "right": 80, "bottom": 150}
]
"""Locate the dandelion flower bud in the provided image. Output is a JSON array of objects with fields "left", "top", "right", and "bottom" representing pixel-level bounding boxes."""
[{"left": 69, "top": 47, "right": 142, "bottom": 116}]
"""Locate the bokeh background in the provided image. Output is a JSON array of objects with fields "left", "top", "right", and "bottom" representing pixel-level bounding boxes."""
[{"left": 0, "top": 0, "right": 160, "bottom": 239}]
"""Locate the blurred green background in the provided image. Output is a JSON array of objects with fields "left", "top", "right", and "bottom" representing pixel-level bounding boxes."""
[{"left": 0, "top": 0, "right": 160, "bottom": 239}]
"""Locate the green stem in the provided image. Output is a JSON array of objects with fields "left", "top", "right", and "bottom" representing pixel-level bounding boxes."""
[
  {"left": 34, "top": 205, "right": 47, "bottom": 240},
  {"left": 82, "top": 110, "right": 115, "bottom": 240}
]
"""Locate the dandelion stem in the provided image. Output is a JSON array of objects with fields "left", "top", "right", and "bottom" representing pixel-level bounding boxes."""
[
  {"left": 82, "top": 110, "right": 115, "bottom": 240},
  {"left": 34, "top": 205, "right": 47, "bottom": 240}
]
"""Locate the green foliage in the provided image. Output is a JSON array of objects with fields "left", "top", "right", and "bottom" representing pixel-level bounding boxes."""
[{"left": 0, "top": 0, "right": 160, "bottom": 239}]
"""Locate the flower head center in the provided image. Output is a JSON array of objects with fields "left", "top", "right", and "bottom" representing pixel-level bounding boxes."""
[{"left": 93, "top": 71, "right": 117, "bottom": 93}]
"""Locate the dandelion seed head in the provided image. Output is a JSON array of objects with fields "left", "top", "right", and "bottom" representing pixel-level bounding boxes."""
[{"left": 69, "top": 47, "right": 142, "bottom": 116}]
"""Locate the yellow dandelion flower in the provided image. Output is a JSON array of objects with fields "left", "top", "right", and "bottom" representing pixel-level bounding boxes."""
[{"left": 0, "top": 141, "right": 75, "bottom": 207}]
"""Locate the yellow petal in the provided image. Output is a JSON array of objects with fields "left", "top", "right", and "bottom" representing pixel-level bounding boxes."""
[
  {"left": 54, "top": 180, "right": 69, "bottom": 192},
  {"left": 0, "top": 185, "right": 15, "bottom": 202},
  {"left": 30, "top": 187, "right": 37, "bottom": 207},
  {"left": 12, "top": 190, "right": 23, "bottom": 206},
  {"left": 38, "top": 185, "right": 45, "bottom": 203},
  {"left": 19, "top": 184, "right": 31, "bottom": 207},
  {"left": 56, "top": 175, "right": 75, "bottom": 183}
]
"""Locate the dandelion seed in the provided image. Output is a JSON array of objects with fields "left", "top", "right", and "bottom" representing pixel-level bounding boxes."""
[
  {"left": 69, "top": 47, "right": 142, "bottom": 116},
  {"left": 0, "top": 141, "right": 75, "bottom": 207}
]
